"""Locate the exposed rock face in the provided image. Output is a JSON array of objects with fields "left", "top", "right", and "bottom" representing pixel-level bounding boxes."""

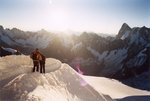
[{"left": 116, "top": 23, "right": 132, "bottom": 39}]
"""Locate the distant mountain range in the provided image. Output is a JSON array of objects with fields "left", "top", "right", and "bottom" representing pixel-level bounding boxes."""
[{"left": 0, "top": 23, "right": 150, "bottom": 90}]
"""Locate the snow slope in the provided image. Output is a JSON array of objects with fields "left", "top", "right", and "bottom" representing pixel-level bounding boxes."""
[
  {"left": 84, "top": 76, "right": 150, "bottom": 101},
  {"left": 0, "top": 55, "right": 113, "bottom": 101}
]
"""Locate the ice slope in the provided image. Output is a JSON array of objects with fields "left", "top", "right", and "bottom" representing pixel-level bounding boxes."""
[
  {"left": 0, "top": 55, "right": 113, "bottom": 101},
  {"left": 84, "top": 76, "right": 150, "bottom": 101}
]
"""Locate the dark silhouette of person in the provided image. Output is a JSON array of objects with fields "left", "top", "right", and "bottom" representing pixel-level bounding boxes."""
[
  {"left": 38, "top": 52, "right": 46, "bottom": 73},
  {"left": 30, "top": 49, "right": 40, "bottom": 72}
]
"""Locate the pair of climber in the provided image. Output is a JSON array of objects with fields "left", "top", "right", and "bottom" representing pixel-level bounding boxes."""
[{"left": 30, "top": 48, "right": 46, "bottom": 73}]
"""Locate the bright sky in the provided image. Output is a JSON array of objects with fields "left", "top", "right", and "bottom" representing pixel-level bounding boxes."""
[{"left": 0, "top": 0, "right": 149, "bottom": 34}]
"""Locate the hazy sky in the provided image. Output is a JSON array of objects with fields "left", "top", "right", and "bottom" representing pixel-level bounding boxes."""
[{"left": 0, "top": 0, "right": 149, "bottom": 34}]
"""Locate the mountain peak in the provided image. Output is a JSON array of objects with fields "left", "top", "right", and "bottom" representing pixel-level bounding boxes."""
[
  {"left": 116, "top": 23, "right": 131, "bottom": 39},
  {"left": 122, "top": 23, "right": 130, "bottom": 28},
  {"left": 11, "top": 27, "right": 22, "bottom": 32}
]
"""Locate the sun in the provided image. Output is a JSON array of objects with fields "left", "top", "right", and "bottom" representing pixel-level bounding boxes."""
[
  {"left": 43, "top": 1, "right": 70, "bottom": 31},
  {"left": 49, "top": 0, "right": 52, "bottom": 5},
  {"left": 49, "top": 8, "right": 70, "bottom": 30}
]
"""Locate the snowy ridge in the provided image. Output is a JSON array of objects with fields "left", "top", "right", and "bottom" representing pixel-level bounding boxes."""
[
  {"left": 0, "top": 55, "right": 113, "bottom": 101},
  {"left": 0, "top": 55, "right": 60, "bottom": 81}
]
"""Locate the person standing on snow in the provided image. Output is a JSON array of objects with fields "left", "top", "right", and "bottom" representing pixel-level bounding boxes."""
[
  {"left": 30, "top": 48, "right": 40, "bottom": 72},
  {"left": 38, "top": 52, "right": 46, "bottom": 73},
  {"left": 30, "top": 48, "right": 46, "bottom": 73}
]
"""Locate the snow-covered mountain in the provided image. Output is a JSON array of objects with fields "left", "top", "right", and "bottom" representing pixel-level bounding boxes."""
[
  {"left": 0, "top": 26, "right": 52, "bottom": 49},
  {"left": 88, "top": 23, "right": 150, "bottom": 78},
  {"left": 0, "top": 26, "right": 53, "bottom": 54},
  {"left": 0, "top": 23, "right": 150, "bottom": 89},
  {"left": 0, "top": 55, "right": 113, "bottom": 101},
  {"left": 69, "top": 23, "right": 150, "bottom": 80},
  {"left": 0, "top": 55, "right": 150, "bottom": 101}
]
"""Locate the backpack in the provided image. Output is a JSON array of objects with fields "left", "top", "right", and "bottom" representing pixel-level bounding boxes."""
[{"left": 31, "top": 52, "right": 38, "bottom": 60}]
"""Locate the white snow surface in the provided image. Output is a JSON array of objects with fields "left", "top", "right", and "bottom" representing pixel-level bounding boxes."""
[
  {"left": 84, "top": 76, "right": 150, "bottom": 101},
  {"left": 0, "top": 55, "right": 113, "bottom": 101}
]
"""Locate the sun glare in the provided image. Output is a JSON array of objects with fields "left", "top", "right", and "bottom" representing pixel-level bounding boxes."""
[
  {"left": 47, "top": 6, "right": 70, "bottom": 31},
  {"left": 49, "top": 0, "right": 52, "bottom": 4}
]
